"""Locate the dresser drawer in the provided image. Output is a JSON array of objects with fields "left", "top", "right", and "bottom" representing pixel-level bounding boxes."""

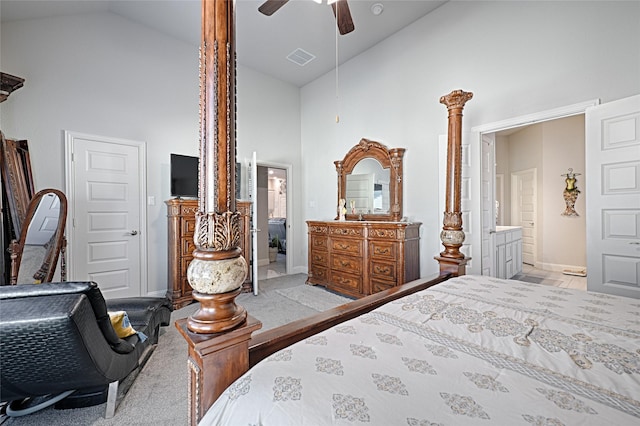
[
  {"left": 310, "top": 250, "right": 328, "bottom": 267},
  {"left": 329, "top": 270, "right": 362, "bottom": 296},
  {"left": 181, "top": 257, "right": 193, "bottom": 276},
  {"left": 371, "top": 279, "right": 395, "bottom": 294},
  {"left": 331, "top": 254, "right": 363, "bottom": 275},
  {"left": 370, "top": 259, "right": 397, "bottom": 282},
  {"left": 331, "top": 238, "right": 363, "bottom": 256},
  {"left": 180, "top": 276, "right": 193, "bottom": 294},
  {"left": 182, "top": 217, "right": 197, "bottom": 236},
  {"left": 369, "top": 241, "right": 396, "bottom": 260},
  {"left": 310, "top": 235, "right": 328, "bottom": 251},
  {"left": 308, "top": 265, "right": 328, "bottom": 284},
  {"left": 181, "top": 237, "right": 196, "bottom": 257}
]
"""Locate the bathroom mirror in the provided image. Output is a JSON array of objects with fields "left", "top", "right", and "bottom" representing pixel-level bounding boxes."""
[
  {"left": 335, "top": 138, "right": 405, "bottom": 222},
  {"left": 9, "top": 188, "right": 68, "bottom": 284}
]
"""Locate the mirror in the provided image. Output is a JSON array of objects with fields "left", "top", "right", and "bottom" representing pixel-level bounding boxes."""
[
  {"left": 335, "top": 138, "right": 405, "bottom": 222},
  {"left": 9, "top": 188, "right": 68, "bottom": 284},
  {"left": 346, "top": 159, "right": 390, "bottom": 214}
]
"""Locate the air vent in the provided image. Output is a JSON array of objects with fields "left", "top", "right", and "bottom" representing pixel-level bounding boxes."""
[{"left": 286, "top": 48, "right": 316, "bottom": 66}]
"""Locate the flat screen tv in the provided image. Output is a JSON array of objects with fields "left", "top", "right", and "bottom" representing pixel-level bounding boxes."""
[{"left": 170, "top": 154, "right": 199, "bottom": 198}]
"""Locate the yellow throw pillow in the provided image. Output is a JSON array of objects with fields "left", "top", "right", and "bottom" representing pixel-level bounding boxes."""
[{"left": 108, "top": 311, "right": 137, "bottom": 339}]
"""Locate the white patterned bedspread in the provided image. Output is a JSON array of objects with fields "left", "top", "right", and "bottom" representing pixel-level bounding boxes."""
[{"left": 201, "top": 275, "right": 640, "bottom": 425}]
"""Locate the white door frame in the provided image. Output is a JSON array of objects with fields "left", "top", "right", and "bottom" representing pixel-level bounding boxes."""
[
  {"left": 496, "top": 173, "right": 504, "bottom": 225},
  {"left": 511, "top": 168, "right": 537, "bottom": 266},
  {"left": 469, "top": 99, "right": 599, "bottom": 275},
  {"left": 64, "top": 131, "right": 148, "bottom": 295},
  {"left": 257, "top": 160, "right": 293, "bottom": 277},
  {"left": 480, "top": 133, "right": 496, "bottom": 276}
]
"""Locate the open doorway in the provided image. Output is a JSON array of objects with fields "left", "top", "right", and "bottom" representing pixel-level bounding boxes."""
[
  {"left": 483, "top": 114, "right": 587, "bottom": 282},
  {"left": 257, "top": 165, "right": 288, "bottom": 281}
]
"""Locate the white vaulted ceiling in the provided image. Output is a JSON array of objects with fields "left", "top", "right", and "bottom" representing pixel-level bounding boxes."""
[{"left": 0, "top": 0, "right": 447, "bottom": 87}]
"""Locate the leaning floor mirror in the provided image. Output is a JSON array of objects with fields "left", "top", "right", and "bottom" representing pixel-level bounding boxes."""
[{"left": 9, "top": 188, "right": 68, "bottom": 284}]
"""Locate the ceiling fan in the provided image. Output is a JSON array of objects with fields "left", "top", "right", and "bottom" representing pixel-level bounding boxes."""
[{"left": 258, "top": 0, "right": 355, "bottom": 35}]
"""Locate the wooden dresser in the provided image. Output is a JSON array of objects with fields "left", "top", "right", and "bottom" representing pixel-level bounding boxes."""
[
  {"left": 307, "top": 220, "right": 421, "bottom": 298},
  {"left": 166, "top": 198, "right": 252, "bottom": 309}
]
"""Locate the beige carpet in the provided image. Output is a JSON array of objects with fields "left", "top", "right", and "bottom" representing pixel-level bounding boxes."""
[{"left": 1, "top": 274, "right": 350, "bottom": 426}]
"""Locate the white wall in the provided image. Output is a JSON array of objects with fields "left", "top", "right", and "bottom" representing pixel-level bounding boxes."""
[
  {"left": 505, "top": 116, "right": 586, "bottom": 271},
  {"left": 1, "top": 12, "right": 302, "bottom": 295},
  {"left": 495, "top": 135, "right": 510, "bottom": 224},
  {"left": 541, "top": 115, "right": 586, "bottom": 270},
  {"left": 235, "top": 66, "right": 303, "bottom": 273},
  {"left": 300, "top": 1, "right": 640, "bottom": 277}
]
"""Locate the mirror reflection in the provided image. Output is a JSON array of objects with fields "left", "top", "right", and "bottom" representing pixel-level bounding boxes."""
[
  {"left": 346, "top": 158, "right": 390, "bottom": 214},
  {"left": 336, "top": 138, "right": 405, "bottom": 222},
  {"left": 10, "top": 189, "right": 67, "bottom": 284}
]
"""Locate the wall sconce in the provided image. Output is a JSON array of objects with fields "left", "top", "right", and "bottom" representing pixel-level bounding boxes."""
[{"left": 561, "top": 168, "right": 581, "bottom": 217}]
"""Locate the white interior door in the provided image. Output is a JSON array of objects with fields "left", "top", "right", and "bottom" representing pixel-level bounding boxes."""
[
  {"left": 249, "top": 151, "right": 259, "bottom": 295},
  {"left": 65, "top": 131, "right": 146, "bottom": 298},
  {"left": 480, "top": 133, "right": 496, "bottom": 276},
  {"left": 511, "top": 169, "right": 537, "bottom": 266},
  {"left": 586, "top": 94, "right": 640, "bottom": 298}
]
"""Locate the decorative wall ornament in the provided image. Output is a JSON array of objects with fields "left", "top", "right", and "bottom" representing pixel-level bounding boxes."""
[{"left": 561, "top": 168, "right": 581, "bottom": 217}]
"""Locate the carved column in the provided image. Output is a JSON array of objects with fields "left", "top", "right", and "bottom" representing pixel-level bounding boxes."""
[
  {"left": 435, "top": 90, "right": 473, "bottom": 276},
  {"left": 186, "top": 0, "right": 247, "bottom": 334}
]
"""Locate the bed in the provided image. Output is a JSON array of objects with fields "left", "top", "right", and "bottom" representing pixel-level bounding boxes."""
[
  {"left": 201, "top": 274, "right": 640, "bottom": 425},
  {"left": 268, "top": 217, "right": 286, "bottom": 252}
]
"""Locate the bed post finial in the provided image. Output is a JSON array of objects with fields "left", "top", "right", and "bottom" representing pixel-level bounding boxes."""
[{"left": 435, "top": 89, "right": 473, "bottom": 276}]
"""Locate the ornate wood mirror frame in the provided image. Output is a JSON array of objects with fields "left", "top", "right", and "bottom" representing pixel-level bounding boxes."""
[
  {"left": 1, "top": 132, "right": 35, "bottom": 238},
  {"left": 335, "top": 138, "right": 405, "bottom": 222},
  {"left": 9, "top": 188, "right": 67, "bottom": 284}
]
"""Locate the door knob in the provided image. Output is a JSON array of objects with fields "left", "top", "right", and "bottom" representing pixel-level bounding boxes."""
[{"left": 129, "top": 230, "right": 138, "bottom": 236}]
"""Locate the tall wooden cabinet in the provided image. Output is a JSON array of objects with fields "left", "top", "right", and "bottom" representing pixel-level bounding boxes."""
[
  {"left": 307, "top": 220, "right": 421, "bottom": 299},
  {"left": 166, "top": 198, "right": 252, "bottom": 309}
]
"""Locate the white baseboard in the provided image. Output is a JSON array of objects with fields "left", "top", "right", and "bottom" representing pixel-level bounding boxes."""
[
  {"left": 537, "top": 262, "right": 586, "bottom": 274},
  {"left": 291, "top": 265, "right": 307, "bottom": 275},
  {"left": 258, "top": 258, "right": 270, "bottom": 267}
]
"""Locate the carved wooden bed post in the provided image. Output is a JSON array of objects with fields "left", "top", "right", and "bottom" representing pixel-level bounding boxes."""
[
  {"left": 186, "top": 0, "right": 246, "bottom": 334},
  {"left": 176, "top": 1, "right": 262, "bottom": 424},
  {"left": 435, "top": 90, "right": 473, "bottom": 276}
]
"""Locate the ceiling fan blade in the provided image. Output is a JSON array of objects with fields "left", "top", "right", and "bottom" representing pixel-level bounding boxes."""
[
  {"left": 258, "top": 0, "right": 290, "bottom": 16},
  {"left": 331, "top": 0, "right": 355, "bottom": 35}
]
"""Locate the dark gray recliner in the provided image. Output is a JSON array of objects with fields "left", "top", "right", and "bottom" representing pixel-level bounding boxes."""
[{"left": 0, "top": 281, "right": 172, "bottom": 418}]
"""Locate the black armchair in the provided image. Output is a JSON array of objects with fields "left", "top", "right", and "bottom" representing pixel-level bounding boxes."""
[{"left": 0, "top": 281, "right": 172, "bottom": 418}]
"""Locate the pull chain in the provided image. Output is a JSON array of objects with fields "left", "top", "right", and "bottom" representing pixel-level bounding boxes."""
[{"left": 335, "top": 2, "right": 340, "bottom": 123}]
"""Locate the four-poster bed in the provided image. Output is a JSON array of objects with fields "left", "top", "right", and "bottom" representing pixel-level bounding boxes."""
[{"left": 176, "top": 1, "right": 639, "bottom": 425}]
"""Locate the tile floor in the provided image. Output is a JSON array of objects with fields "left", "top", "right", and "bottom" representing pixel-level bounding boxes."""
[
  {"left": 257, "top": 253, "right": 286, "bottom": 281},
  {"left": 514, "top": 264, "right": 587, "bottom": 291}
]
